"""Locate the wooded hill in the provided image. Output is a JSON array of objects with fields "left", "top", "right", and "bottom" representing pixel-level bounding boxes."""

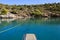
[{"left": 0, "top": 3, "right": 60, "bottom": 18}]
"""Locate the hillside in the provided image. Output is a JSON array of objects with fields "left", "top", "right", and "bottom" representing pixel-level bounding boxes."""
[{"left": 0, "top": 3, "right": 60, "bottom": 18}]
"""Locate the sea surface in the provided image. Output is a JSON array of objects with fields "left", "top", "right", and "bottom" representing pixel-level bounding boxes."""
[{"left": 0, "top": 18, "right": 60, "bottom": 40}]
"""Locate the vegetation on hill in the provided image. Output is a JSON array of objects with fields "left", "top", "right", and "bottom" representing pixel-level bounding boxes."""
[{"left": 0, "top": 3, "right": 60, "bottom": 18}]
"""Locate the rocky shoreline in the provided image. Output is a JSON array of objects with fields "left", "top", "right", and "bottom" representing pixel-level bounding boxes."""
[{"left": 0, "top": 12, "right": 60, "bottom": 19}]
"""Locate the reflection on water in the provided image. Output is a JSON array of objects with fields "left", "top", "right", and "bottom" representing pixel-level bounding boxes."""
[
  {"left": 0, "top": 18, "right": 16, "bottom": 23},
  {"left": 0, "top": 18, "right": 60, "bottom": 40}
]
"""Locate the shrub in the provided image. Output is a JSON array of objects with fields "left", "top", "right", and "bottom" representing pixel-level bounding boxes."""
[{"left": 1, "top": 8, "right": 9, "bottom": 15}]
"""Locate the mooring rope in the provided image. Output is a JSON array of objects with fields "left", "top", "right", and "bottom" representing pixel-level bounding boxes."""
[{"left": 0, "top": 23, "right": 22, "bottom": 34}]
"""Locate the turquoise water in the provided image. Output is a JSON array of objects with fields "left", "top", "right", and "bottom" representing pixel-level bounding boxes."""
[{"left": 0, "top": 18, "right": 60, "bottom": 40}]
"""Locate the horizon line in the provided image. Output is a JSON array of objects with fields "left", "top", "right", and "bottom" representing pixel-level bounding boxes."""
[{"left": 0, "top": 2, "right": 60, "bottom": 5}]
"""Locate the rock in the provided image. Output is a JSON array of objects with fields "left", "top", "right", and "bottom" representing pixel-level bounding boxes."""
[{"left": 0, "top": 13, "right": 16, "bottom": 18}]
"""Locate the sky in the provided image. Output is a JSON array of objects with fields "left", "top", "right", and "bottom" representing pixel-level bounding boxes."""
[{"left": 0, "top": 0, "right": 60, "bottom": 5}]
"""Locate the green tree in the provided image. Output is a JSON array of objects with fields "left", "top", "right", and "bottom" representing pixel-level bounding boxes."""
[{"left": 1, "top": 8, "right": 9, "bottom": 15}]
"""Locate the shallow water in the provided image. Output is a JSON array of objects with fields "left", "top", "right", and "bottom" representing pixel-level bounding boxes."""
[{"left": 0, "top": 18, "right": 60, "bottom": 40}]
